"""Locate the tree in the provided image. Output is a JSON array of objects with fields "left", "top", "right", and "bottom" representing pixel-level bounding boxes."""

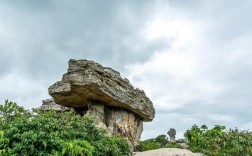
[
  {"left": 0, "top": 100, "right": 131, "bottom": 156},
  {"left": 184, "top": 124, "right": 252, "bottom": 156}
]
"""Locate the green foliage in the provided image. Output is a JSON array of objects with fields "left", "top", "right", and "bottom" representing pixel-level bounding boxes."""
[
  {"left": 136, "top": 134, "right": 182, "bottom": 151},
  {"left": 61, "top": 140, "right": 94, "bottom": 156},
  {"left": 136, "top": 138, "right": 162, "bottom": 151},
  {"left": 155, "top": 134, "right": 168, "bottom": 147},
  {"left": 0, "top": 130, "right": 8, "bottom": 154},
  {"left": 184, "top": 124, "right": 252, "bottom": 156},
  {"left": 0, "top": 100, "right": 131, "bottom": 156},
  {"left": 165, "top": 143, "right": 182, "bottom": 148}
]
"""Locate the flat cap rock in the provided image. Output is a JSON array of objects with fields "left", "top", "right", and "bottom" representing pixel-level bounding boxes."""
[{"left": 49, "top": 59, "right": 155, "bottom": 121}]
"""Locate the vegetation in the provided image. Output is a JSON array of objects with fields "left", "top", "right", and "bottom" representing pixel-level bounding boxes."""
[
  {"left": 137, "top": 124, "right": 252, "bottom": 155},
  {"left": 2, "top": 100, "right": 252, "bottom": 156},
  {"left": 184, "top": 124, "right": 252, "bottom": 156},
  {"left": 0, "top": 100, "right": 131, "bottom": 156},
  {"left": 136, "top": 134, "right": 182, "bottom": 151}
]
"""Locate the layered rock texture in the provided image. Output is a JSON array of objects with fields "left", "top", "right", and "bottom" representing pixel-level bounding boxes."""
[
  {"left": 38, "top": 99, "right": 69, "bottom": 111},
  {"left": 45, "top": 59, "right": 155, "bottom": 147}
]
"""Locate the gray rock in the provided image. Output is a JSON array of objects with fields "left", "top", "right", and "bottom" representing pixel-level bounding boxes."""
[
  {"left": 84, "top": 102, "right": 143, "bottom": 147},
  {"left": 85, "top": 102, "right": 107, "bottom": 129},
  {"left": 179, "top": 143, "right": 189, "bottom": 149},
  {"left": 38, "top": 99, "right": 69, "bottom": 111},
  {"left": 168, "top": 128, "right": 176, "bottom": 142},
  {"left": 46, "top": 59, "right": 155, "bottom": 147},
  {"left": 49, "top": 59, "right": 155, "bottom": 121},
  {"left": 105, "top": 108, "right": 143, "bottom": 147}
]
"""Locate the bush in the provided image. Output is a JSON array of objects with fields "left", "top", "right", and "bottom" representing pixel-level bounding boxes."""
[
  {"left": 0, "top": 100, "right": 131, "bottom": 156},
  {"left": 184, "top": 124, "right": 252, "bottom": 156},
  {"left": 136, "top": 135, "right": 167, "bottom": 151},
  {"left": 136, "top": 134, "right": 183, "bottom": 151}
]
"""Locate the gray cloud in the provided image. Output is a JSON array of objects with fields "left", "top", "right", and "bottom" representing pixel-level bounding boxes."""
[
  {"left": 1, "top": 0, "right": 252, "bottom": 140},
  {"left": 0, "top": 0, "right": 166, "bottom": 77}
]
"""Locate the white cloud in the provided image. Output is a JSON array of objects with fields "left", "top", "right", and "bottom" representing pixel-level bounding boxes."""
[
  {"left": 1, "top": 0, "right": 252, "bottom": 141},
  {"left": 126, "top": 14, "right": 223, "bottom": 111},
  {"left": 0, "top": 70, "right": 50, "bottom": 109},
  {"left": 240, "top": 122, "right": 252, "bottom": 131},
  {"left": 144, "top": 18, "right": 201, "bottom": 49},
  {"left": 124, "top": 2, "right": 252, "bottom": 139},
  {"left": 207, "top": 114, "right": 234, "bottom": 122}
]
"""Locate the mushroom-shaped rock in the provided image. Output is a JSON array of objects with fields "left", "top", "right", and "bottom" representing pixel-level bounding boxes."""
[
  {"left": 49, "top": 59, "right": 155, "bottom": 121},
  {"left": 48, "top": 59, "right": 155, "bottom": 147}
]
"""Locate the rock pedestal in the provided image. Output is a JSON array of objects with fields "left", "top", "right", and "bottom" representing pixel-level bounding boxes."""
[
  {"left": 43, "top": 59, "right": 155, "bottom": 147},
  {"left": 105, "top": 108, "right": 143, "bottom": 146},
  {"left": 168, "top": 128, "right": 176, "bottom": 143}
]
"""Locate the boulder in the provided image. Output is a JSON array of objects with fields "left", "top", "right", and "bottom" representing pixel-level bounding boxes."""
[
  {"left": 48, "top": 59, "right": 155, "bottom": 121},
  {"left": 38, "top": 98, "right": 69, "bottom": 111},
  {"left": 46, "top": 59, "right": 155, "bottom": 147}
]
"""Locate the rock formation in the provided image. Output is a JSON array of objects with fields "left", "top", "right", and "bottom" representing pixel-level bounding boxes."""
[
  {"left": 168, "top": 128, "right": 176, "bottom": 143},
  {"left": 44, "top": 59, "right": 155, "bottom": 147},
  {"left": 38, "top": 99, "right": 69, "bottom": 111}
]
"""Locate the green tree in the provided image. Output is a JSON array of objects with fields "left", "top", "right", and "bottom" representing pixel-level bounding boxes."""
[
  {"left": 0, "top": 100, "right": 131, "bottom": 156},
  {"left": 184, "top": 124, "right": 252, "bottom": 156},
  {"left": 136, "top": 134, "right": 182, "bottom": 151}
]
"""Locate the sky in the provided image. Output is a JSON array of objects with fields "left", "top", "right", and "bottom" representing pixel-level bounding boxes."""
[{"left": 1, "top": 0, "right": 252, "bottom": 140}]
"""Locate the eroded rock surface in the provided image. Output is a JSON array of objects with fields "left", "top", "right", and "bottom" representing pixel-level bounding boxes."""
[
  {"left": 38, "top": 99, "right": 69, "bottom": 111},
  {"left": 49, "top": 59, "right": 155, "bottom": 121},
  {"left": 85, "top": 102, "right": 106, "bottom": 129},
  {"left": 105, "top": 108, "right": 143, "bottom": 146},
  {"left": 45, "top": 59, "right": 155, "bottom": 147}
]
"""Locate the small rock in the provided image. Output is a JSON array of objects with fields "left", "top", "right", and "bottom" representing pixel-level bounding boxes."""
[
  {"left": 179, "top": 143, "right": 189, "bottom": 149},
  {"left": 38, "top": 98, "right": 69, "bottom": 111}
]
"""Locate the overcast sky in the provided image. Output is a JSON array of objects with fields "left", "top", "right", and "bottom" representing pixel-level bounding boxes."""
[{"left": 1, "top": 0, "right": 252, "bottom": 140}]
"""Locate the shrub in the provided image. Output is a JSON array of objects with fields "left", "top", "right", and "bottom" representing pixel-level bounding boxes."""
[
  {"left": 136, "top": 134, "right": 183, "bottom": 151},
  {"left": 0, "top": 100, "right": 131, "bottom": 156},
  {"left": 184, "top": 124, "right": 252, "bottom": 156}
]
